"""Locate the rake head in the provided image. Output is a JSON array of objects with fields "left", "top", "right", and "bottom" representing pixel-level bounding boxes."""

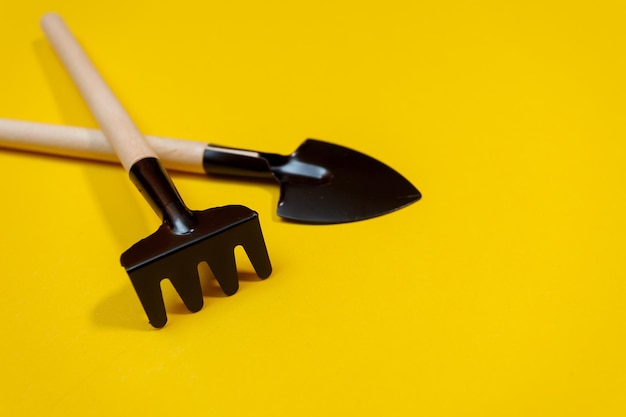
[{"left": 121, "top": 205, "right": 272, "bottom": 328}]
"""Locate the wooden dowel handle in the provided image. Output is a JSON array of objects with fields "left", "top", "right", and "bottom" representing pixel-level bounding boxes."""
[
  {"left": 0, "top": 118, "right": 208, "bottom": 174},
  {"left": 40, "top": 12, "right": 156, "bottom": 171}
]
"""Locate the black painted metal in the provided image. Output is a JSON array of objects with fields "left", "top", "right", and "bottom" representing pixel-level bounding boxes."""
[
  {"left": 202, "top": 139, "right": 421, "bottom": 224},
  {"left": 124, "top": 157, "right": 272, "bottom": 328}
]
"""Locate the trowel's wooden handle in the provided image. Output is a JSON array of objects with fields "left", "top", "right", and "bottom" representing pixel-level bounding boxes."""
[
  {"left": 0, "top": 118, "right": 207, "bottom": 174},
  {"left": 40, "top": 12, "right": 156, "bottom": 172}
]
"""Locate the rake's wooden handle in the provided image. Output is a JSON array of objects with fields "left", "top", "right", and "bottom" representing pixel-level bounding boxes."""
[
  {"left": 40, "top": 12, "right": 156, "bottom": 172},
  {"left": 41, "top": 13, "right": 198, "bottom": 234},
  {"left": 0, "top": 118, "right": 207, "bottom": 174}
]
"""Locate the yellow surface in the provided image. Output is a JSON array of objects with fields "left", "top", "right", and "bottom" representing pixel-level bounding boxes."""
[{"left": 1, "top": 1, "right": 625, "bottom": 415}]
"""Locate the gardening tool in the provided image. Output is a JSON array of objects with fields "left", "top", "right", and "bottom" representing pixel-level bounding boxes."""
[
  {"left": 0, "top": 118, "right": 421, "bottom": 223},
  {"left": 41, "top": 12, "right": 272, "bottom": 328},
  {"left": 0, "top": 127, "right": 420, "bottom": 225}
]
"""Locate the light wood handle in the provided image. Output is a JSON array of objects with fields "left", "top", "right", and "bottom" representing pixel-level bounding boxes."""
[
  {"left": 40, "top": 12, "right": 156, "bottom": 171},
  {"left": 0, "top": 118, "right": 207, "bottom": 174}
]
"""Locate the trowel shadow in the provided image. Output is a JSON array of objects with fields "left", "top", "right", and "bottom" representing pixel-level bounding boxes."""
[{"left": 184, "top": 172, "right": 282, "bottom": 224}]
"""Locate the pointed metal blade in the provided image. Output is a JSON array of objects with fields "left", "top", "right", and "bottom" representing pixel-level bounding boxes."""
[{"left": 275, "top": 139, "right": 421, "bottom": 224}]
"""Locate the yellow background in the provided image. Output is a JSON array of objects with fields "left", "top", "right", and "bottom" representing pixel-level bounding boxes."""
[{"left": 1, "top": 1, "right": 625, "bottom": 415}]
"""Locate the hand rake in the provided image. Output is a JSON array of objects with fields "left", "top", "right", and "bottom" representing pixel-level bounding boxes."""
[{"left": 41, "top": 13, "right": 272, "bottom": 328}]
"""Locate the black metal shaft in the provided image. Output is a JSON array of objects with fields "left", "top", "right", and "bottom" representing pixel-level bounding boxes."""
[{"left": 129, "top": 157, "right": 197, "bottom": 234}]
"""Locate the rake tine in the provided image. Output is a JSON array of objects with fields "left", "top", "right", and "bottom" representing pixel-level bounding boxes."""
[
  {"left": 169, "top": 269, "right": 204, "bottom": 313},
  {"left": 207, "top": 248, "right": 240, "bottom": 296},
  {"left": 127, "top": 268, "right": 169, "bottom": 328},
  {"left": 238, "top": 218, "right": 273, "bottom": 279}
]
